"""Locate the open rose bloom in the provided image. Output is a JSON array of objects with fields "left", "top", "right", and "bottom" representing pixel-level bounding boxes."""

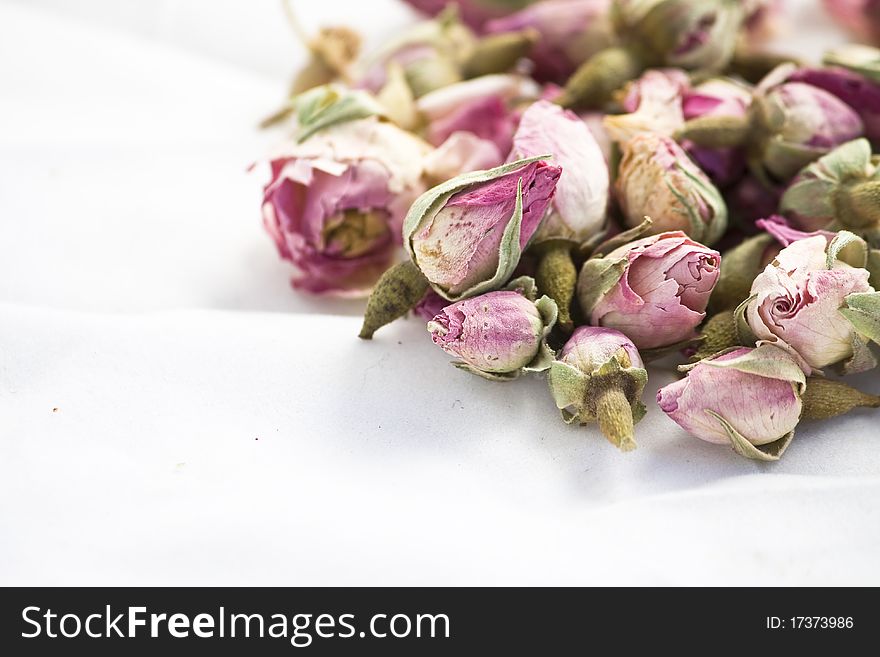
[
  {"left": 658, "top": 344, "right": 806, "bottom": 461},
  {"left": 742, "top": 233, "right": 879, "bottom": 374},
  {"left": 577, "top": 231, "right": 721, "bottom": 350},
  {"left": 262, "top": 119, "right": 431, "bottom": 296}
]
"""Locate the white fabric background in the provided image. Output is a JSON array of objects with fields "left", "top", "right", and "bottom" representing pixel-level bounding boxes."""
[{"left": 2, "top": 0, "right": 879, "bottom": 585}]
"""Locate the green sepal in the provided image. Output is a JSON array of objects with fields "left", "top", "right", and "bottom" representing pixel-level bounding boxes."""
[
  {"left": 826, "top": 230, "right": 868, "bottom": 270},
  {"left": 840, "top": 291, "right": 880, "bottom": 345},
  {"left": 584, "top": 217, "right": 653, "bottom": 259},
  {"left": 575, "top": 255, "right": 627, "bottom": 317},
  {"left": 682, "top": 343, "right": 806, "bottom": 394},
  {"left": 733, "top": 294, "right": 759, "bottom": 347},
  {"left": 293, "top": 85, "right": 387, "bottom": 143},
  {"left": 548, "top": 354, "right": 648, "bottom": 427},
  {"left": 706, "top": 410, "right": 794, "bottom": 462}
]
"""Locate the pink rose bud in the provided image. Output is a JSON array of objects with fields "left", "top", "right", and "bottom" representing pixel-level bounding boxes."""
[
  {"left": 548, "top": 326, "right": 648, "bottom": 451},
  {"left": 577, "top": 231, "right": 721, "bottom": 350},
  {"left": 743, "top": 233, "right": 879, "bottom": 374},
  {"left": 681, "top": 77, "right": 753, "bottom": 186},
  {"left": 416, "top": 74, "right": 541, "bottom": 154},
  {"left": 262, "top": 119, "right": 431, "bottom": 296},
  {"left": 657, "top": 344, "right": 805, "bottom": 460},
  {"left": 752, "top": 66, "right": 864, "bottom": 181},
  {"left": 822, "top": 0, "right": 880, "bottom": 45},
  {"left": 604, "top": 69, "right": 690, "bottom": 146},
  {"left": 605, "top": 68, "right": 690, "bottom": 144},
  {"left": 357, "top": 10, "right": 475, "bottom": 98},
  {"left": 620, "top": 0, "right": 745, "bottom": 70},
  {"left": 615, "top": 133, "right": 728, "bottom": 245},
  {"left": 359, "top": 155, "right": 559, "bottom": 339},
  {"left": 428, "top": 278, "right": 557, "bottom": 380},
  {"left": 510, "top": 99, "right": 609, "bottom": 328},
  {"left": 786, "top": 67, "right": 880, "bottom": 147},
  {"left": 485, "top": 0, "right": 615, "bottom": 83},
  {"left": 422, "top": 131, "right": 505, "bottom": 185},
  {"left": 402, "top": 0, "right": 539, "bottom": 32},
  {"left": 511, "top": 100, "right": 609, "bottom": 244},
  {"left": 408, "top": 157, "right": 561, "bottom": 300},
  {"left": 414, "top": 289, "right": 449, "bottom": 322}
]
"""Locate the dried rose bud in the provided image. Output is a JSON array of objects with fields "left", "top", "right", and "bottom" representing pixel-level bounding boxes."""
[
  {"left": 742, "top": 233, "right": 880, "bottom": 374},
  {"left": 416, "top": 74, "right": 541, "bottom": 154},
  {"left": 409, "top": 157, "right": 560, "bottom": 299},
  {"left": 485, "top": 0, "right": 615, "bottom": 83},
  {"left": 548, "top": 327, "right": 648, "bottom": 451},
  {"left": 577, "top": 231, "right": 721, "bottom": 351},
  {"left": 657, "top": 344, "right": 805, "bottom": 461},
  {"left": 750, "top": 66, "right": 865, "bottom": 181},
  {"left": 510, "top": 100, "right": 610, "bottom": 328},
  {"left": 822, "top": 0, "right": 880, "bottom": 45},
  {"left": 786, "top": 67, "right": 880, "bottom": 147},
  {"left": 781, "top": 139, "right": 880, "bottom": 235},
  {"left": 263, "top": 119, "right": 431, "bottom": 296},
  {"left": 357, "top": 9, "right": 475, "bottom": 98},
  {"left": 706, "top": 215, "right": 834, "bottom": 317},
  {"left": 559, "top": 0, "right": 745, "bottom": 109},
  {"left": 615, "top": 133, "right": 728, "bottom": 245},
  {"left": 625, "top": 0, "right": 745, "bottom": 71},
  {"left": 681, "top": 77, "right": 753, "bottom": 186},
  {"left": 603, "top": 69, "right": 690, "bottom": 146},
  {"left": 428, "top": 278, "right": 557, "bottom": 380},
  {"left": 403, "top": 0, "right": 539, "bottom": 32},
  {"left": 359, "top": 156, "right": 560, "bottom": 338},
  {"left": 422, "top": 132, "right": 505, "bottom": 186}
]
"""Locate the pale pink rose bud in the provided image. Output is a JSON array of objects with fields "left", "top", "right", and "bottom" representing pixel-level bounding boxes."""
[
  {"left": 621, "top": 0, "right": 745, "bottom": 71},
  {"left": 262, "top": 119, "right": 431, "bottom": 296},
  {"left": 577, "top": 231, "right": 721, "bottom": 350},
  {"left": 743, "top": 234, "right": 877, "bottom": 374},
  {"left": 407, "top": 157, "right": 561, "bottom": 300},
  {"left": 657, "top": 344, "right": 805, "bottom": 460},
  {"left": 615, "top": 133, "right": 728, "bottom": 245},
  {"left": 357, "top": 10, "right": 475, "bottom": 98},
  {"left": 485, "top": 0, "right": 615, "bottom": 83},
  {"left": 403, "top": 0, "right": 539, "bottom": 32},
  {"left": 604, "top": 69, "right": 690, "bottom": 146},
  {"left": 822, "top": 0, "right": 880, "bottom": 45},
  {"left": 511, "top": 100, "right": 609, "bottom": 243},
  {"left": 428, "top": 278, "right": 557, "bottom": 379},
  {"left": 416, "top": 74, "right": 541, "bottom": 154},
  {"left": 548, "top": 326, "right": 648, "bottom": 450},
  {"left": 752, "top": 66, "right": 864, "bottom": 181}
]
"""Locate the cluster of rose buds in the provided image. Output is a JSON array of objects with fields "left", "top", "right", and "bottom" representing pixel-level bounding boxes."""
[{"left": 259, "top": 0, "right": 880, "bottom": 461}]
